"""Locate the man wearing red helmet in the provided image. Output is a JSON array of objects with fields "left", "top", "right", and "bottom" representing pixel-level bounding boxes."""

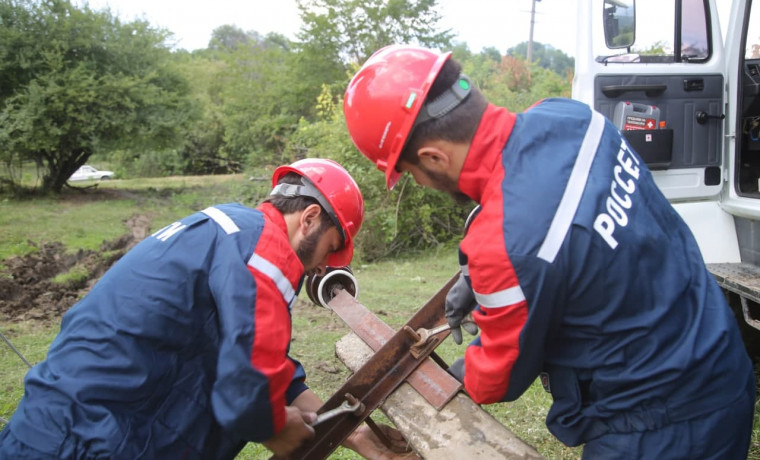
[
  {"left": 0, "top": 159, "right": 412, "bottom": 459},
  {"left": 344, "top": 46, "right": 755, "bottom": 459}
]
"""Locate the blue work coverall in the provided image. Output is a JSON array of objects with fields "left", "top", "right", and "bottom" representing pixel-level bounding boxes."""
[
  {"left": 457, "top": 98, "right": 755, "bottom": 459},
  {"left": 0, "top": 202, "right": 309, "bottom": 459}
]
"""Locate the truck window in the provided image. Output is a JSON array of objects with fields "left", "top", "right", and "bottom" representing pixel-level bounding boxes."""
[
  {"left": 600, "top": 0, "right": 710, "bottom": 63},
  {"left": 740, "top": 1, "right": 760, "bottom": 196},
  {"left": 746, "top": 3, "right": 760, "bottom": 60}
]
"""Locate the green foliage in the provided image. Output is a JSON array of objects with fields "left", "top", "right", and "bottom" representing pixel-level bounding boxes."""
[
  {"left": 0, "top": 0, "right": 572, "bottom": 254},
  {"left": 169, "top": 52, "right": 232, "bottom": 175},
  {"left": 110, "top": 148, "right": 190, "bottom": 178},
  {"left": 208, "top": 25, "right": 260, "bottom": 52},
  {"left": 453, "top": 46, "right": 573, "bottom": 113},
  {"left": 286, "top": 91, "right": 471, "bottom": 262},
  {"left": 507, "top": 41, "right": 575, "bottom": 76},
  {"left": 280, "top": 43, "right": 572, "bottom": 258},
  {"left": 291, "top": 0, "right": 454, "bottom": 127},
  {"left": 215, "top": 34, "right": 305, "bottom": 168},
  {"left": 0, "top": 0, "right": 197, "bottom": 192},
  {"left": 52, "top": 264, "right": 90, "bottom": 285},
  {"left": 296, "top": 0, "right": 453, "bottom": 66},
  {"left": 633, "top": 40, "right": 670, "bottom": 56}
]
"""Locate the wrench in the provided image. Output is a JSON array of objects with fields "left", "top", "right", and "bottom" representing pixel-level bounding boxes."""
[
  {"left": 411, "top": 318, "right": 477, "bottom": 348},
  {"left": 311, "top": 394, "right": 365, "bottom": 426},
  {"left": 412, "top": 323, "right": 452, "bottom": 348}
]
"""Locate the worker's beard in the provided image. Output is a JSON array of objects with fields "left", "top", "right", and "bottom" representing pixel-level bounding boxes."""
[
  {"left": 296, "top": 220, "right": 328, "bottom": 272},
  {"left": 419, "top": 165, "right": 472, "bottom": 206}
]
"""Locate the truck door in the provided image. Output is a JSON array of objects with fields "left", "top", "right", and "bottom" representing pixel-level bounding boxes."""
[
  {"left": 573, "top": 0, "right": 741, "bottom": 264},
  {"left": 723, "top": 0, "right": 760, "bottom": 267},
  {"left": 575, "top": 0, "right": 760, "bottom": 342}
]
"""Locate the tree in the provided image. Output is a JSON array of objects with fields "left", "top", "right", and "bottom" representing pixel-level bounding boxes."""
[
  {"left": 0, "top": 0, "right": 194, "bottom": 193},
  {"left": 287, "top": 87, "right": 471, "bottom": 260},
  {"left": 215, "top": 32, "right": 304, "bottom": 167},
  {"left": 293, "top": 0, "right": 454, "bottom": 114},
  {"left": 208, "top": 25, "right": 259, "bottom": 52},
  {"left": 297, "top": 0, "right": 453, "bottom": 66},
  {"left": 507, "top": 41, "right": 575, "bottom": 75}
]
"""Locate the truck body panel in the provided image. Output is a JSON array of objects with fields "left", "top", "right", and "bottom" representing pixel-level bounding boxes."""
[{"left": 573, "top": 0, "right": 760, "bottom": 341}]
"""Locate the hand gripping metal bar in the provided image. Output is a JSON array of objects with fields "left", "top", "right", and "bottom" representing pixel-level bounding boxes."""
[
  {"left": 310, "top": 394, "right": 364, "bottom": 426},
  {"left": 282, "top": 272, "right": 461, "bottom": 460}
]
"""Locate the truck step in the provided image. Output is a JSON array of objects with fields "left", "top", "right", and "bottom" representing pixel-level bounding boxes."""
[{"left": 707, "top": 263, "right": 760, "bottom": 305}]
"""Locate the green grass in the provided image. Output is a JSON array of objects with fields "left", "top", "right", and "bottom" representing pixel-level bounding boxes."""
[
  {"left": 0, "top": 174, "right": 266, "bottom": 261},
  {"left": 0, "top": 322, "right": 59, "bottom": 422},
  {"left": 51, "top": 264, "right": 91, "bottom": 285},
  {"left": 1, "top": 176, "right": 758, "bottom": 459},
  {"left": 0, "top": 198, "right": 133, "bottom": 259}
]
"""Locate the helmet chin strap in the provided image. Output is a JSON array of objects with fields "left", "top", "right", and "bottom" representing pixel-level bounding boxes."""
[
  {"left": 270, "top": 178, "right": 347, "bottom": 244},
  {"left": 412, "top": 73, "right": 472, "bottom": 129}
]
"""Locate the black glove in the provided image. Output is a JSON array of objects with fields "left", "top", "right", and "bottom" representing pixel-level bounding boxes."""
[
  {"left": 447, "top": 357, "right": 465, "bottom": 383},
  {"left": 444, "top": 273, "right": 479, "bottom": 345}
]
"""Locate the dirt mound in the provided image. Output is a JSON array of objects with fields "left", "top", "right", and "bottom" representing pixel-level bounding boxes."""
[{"left": 0, "top": 214, "right": 152, "bottom": 323}]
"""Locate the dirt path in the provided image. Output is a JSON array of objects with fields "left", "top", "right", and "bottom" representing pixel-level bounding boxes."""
[{"left": 0, "top": 214, "right": 153, "bottom": 323}]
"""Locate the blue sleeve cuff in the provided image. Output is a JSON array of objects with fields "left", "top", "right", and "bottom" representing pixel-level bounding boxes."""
[
  {"left": 286, "top": 380, "right": 309, "bottom": 405},
  {"left": 285, "top": 357, "right": 309, "bottom": 404}
]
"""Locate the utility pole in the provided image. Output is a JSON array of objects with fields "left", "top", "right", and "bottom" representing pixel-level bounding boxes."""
[{"left": 527, "top": 0, "right": 541, "bottom": 63}]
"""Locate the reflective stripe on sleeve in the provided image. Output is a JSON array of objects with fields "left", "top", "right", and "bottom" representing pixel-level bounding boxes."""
[
  {"left": 247, "top": 253, "right": 296, "bottom": 308},
  {"left": 537, "top": 110, "right": 606, "bottom": 263},
  {"left": 475, "top": 285, "right": 526, "bottom": 309},
  {"left": 202, "top": 207, "right": 241, "bottom": 235}
]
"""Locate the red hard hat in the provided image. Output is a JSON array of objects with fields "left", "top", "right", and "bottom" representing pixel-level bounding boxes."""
[
  {"left": 271, "top": 158, "right": 364, "bottom": 267},
  {"left": 344, "top": 45, "right": 451, "bottom": 189}
]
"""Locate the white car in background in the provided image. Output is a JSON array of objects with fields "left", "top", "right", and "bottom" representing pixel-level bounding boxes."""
[{"left": 69, "top": 165, "right": 115, "bottom": 181}]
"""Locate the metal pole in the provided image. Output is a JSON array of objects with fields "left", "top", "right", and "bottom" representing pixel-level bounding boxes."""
[{"left": 528, "top": 0, "right": 540, "bottom": 62}]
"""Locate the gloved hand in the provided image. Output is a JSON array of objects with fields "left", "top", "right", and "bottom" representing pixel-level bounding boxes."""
[
  {"left": 445, "top": 273, "right": 479, "bottom": 345},
  {"left": 447, "top": 357, "right": 465, "bottom": 383}
]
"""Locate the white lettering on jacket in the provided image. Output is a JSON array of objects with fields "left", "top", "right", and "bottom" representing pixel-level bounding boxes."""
[
  {"left": 153, "top": 221, "right": 187, "bottom": 242},
  {"left": 593, "top": 140, "right": 641, "bottom": 249}
]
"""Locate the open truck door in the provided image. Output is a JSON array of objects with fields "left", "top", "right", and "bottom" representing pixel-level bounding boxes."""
[{"left": 574, "top": 0, "right": 760, "bottom": 341}]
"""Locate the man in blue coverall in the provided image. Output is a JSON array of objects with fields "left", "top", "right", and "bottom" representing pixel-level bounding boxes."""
[
  {"left": 0, "top": 158, "right": 412, "bottom": 459},
  {"left": 342, "top": 45, "right": 756, "bottom": 459}
]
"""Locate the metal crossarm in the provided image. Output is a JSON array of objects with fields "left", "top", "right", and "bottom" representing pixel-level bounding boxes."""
[{"left": 284, "top": 273, "right": 460, "bottom": 460}]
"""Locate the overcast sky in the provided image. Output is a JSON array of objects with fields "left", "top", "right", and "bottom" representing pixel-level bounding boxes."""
[
  {"left": 73, "top": 0, "right": 732, "bottom": 58},
  {"left": 74, "top": 0, "right": 582, "bottom": 56}
]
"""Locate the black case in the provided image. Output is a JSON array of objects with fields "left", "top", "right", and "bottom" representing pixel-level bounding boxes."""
[{"left": 622, "top": 129, "right": 674, "bottom": 170}]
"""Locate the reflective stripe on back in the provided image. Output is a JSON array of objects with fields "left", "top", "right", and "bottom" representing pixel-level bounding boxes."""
[
  {"left": 202, "top": 207, "right": 241, "bottom": 235},
  {"left": 537, "top": 110, "right": 606, "bottom": 263}
]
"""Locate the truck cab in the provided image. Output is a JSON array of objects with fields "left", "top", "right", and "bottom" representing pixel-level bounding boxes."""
[{"left": 573, "top": 0, "right": 760, "bottom": 351}]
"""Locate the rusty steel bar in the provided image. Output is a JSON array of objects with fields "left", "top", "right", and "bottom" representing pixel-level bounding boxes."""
[
  {"left": 285, "top": 273, "right": 461, "bottom": 460},
  {"left": 325, "top": 283, "right": 461, "bottom": 410}
]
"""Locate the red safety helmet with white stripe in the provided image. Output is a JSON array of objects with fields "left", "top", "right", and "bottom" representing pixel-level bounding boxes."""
[
  {"left": 271, "top": 158, "right": 364, "bottom": 267},
  {"left": 343, "top": 45, "right": 452, "bottom": 189}
]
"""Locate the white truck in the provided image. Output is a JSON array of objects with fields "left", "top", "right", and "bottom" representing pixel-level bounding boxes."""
[{"left": 573, "top": 0, "right": 760, "bottom": 353}]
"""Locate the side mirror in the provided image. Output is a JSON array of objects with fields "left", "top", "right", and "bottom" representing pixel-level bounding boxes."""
[{"left": 603, "top": 0, "right": 635, "bottom": 49}]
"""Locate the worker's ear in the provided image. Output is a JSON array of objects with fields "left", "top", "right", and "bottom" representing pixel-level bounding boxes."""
[
  {"left": 418, "top": 143, "right": 452, "bottom": 173},
  {"left": 300, "top": 203, "right": 323, "bottom": 234}
]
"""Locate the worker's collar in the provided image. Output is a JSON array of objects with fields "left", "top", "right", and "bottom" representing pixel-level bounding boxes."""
[
  {"left": 258, "top": 202, "right": 307, "bottom": 297},
  {"left": 458, "top": 104, "right": 517, "bottom": 203},
  {"left": 258, "top": 202, "right": 289, "bottom": 236}
]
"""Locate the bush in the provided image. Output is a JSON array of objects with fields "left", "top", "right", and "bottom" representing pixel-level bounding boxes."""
[{"left": 285, "top": 108, "right": 471, "bottom": 262}]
